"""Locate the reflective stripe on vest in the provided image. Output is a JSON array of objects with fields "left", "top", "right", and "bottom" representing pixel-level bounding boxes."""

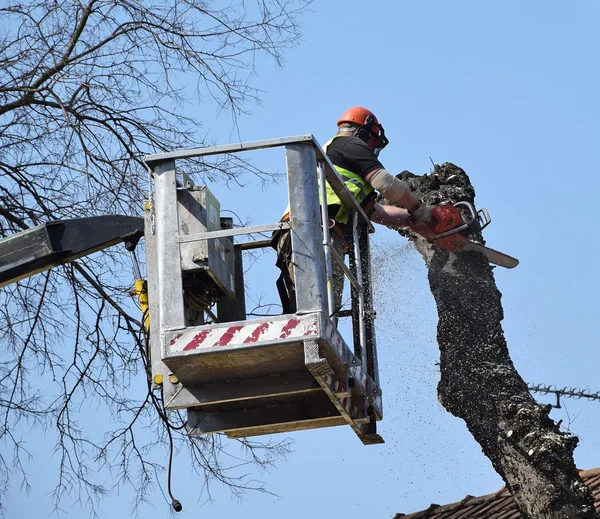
[{"left": 280, "top": 136, "right": 374, "bottom": 224}]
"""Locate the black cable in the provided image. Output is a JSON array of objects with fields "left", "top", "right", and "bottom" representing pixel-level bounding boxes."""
[
  {"left": 329, "top": 294, "right": 353, "bottom": 321},
  {"left": 164, "top": 406, "right": 183, "bottom": 512},
  {"left": 140, "top": 320, "right": 187, "bottom": 430},
  {"left": 134, "top": 309, "right": 184, "bottom": 511}
]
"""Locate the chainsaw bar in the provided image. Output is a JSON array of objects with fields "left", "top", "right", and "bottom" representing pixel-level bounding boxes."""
[
  {"left": 426, "top": 202, "right": 519, "bottom": 269},
  {"left": 431, "top": 233, "right": 519, "bottom": 269},
  {"left": 460, "top": 240, "right": 519, "bottom": 269}
]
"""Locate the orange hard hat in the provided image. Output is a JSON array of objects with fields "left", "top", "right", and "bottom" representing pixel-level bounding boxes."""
[
  {"left": 337, "top": 107, "right": 382, "bottom": 136},
  {"left": 337, "top": 106, "right": 389, "bottom": 154}
]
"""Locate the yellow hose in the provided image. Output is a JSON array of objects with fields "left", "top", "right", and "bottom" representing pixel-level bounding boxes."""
[{"left": 134, "top": 278, "right": 150, "bottom": 329}]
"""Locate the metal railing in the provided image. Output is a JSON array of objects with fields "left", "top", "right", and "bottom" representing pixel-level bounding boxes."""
[{"left": 144, "top": 135, "right": 377, "bottom": 380}]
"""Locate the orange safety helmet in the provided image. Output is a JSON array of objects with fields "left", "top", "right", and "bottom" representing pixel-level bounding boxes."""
[
  {"left": 337, "top": 107, "right": 381, "bottom": 134},
  {"left": 337, "top": 106, "right": 389, "bottom": 153}
]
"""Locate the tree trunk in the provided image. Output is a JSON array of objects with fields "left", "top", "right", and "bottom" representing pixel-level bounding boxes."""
[{"left": 396, "top": 163, "right": 598, "bottom": 519}]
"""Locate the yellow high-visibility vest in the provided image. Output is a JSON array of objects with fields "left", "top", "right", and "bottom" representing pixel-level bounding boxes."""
[
  {"left": 281, "top": 136, "right": 374, "bottom": 224},
  {"left": 321, "top": 136, "right": 374, "bottom": 224}
]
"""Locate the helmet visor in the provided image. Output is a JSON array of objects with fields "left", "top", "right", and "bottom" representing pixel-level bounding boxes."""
[{"left": 373, "top": 124, "right": 389, "bottom": 151}]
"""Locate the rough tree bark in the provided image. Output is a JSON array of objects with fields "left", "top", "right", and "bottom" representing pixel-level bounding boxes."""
[{"left": 396, "top": 163, "right": 598, "bottom": 519}]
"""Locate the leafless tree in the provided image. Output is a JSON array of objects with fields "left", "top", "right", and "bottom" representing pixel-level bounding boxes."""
[{"left": 0, "top": 0, "right": 309, "bottom": 514}]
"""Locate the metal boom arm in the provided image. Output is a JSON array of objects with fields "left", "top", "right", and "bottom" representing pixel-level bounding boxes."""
[{"left": 0, "top": 215, "right": 144, "bottom": 288}]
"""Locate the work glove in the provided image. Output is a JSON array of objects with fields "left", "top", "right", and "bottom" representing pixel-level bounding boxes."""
[
  {"left": 407, "top": 203, "right": 437, "bottom": 241},
  {"left": 409, "top": 204, "right": 431, "bottom": 225}
]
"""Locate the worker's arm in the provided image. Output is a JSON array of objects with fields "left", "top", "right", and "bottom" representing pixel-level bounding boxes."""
[
  {"left": 370, "top": 201, "right": 437, "bottom": 240},
  {"left": 365, "top": 167, "right": 427, "bottom": 229},
  {"left": 365, "top": 168, "right": 439, "bottom": 239},
  {"left": 365, "top": 168, "right": 421, "bottom": 213},
  {"left": 370, "top": 203, "right": 411, "bottom": 228}
]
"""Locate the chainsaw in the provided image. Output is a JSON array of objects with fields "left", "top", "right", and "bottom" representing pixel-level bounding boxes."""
[{"left": 419, "top": 202, "right": 519, "bottom": 269}]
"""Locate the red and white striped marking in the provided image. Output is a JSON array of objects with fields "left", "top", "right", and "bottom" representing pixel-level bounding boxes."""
[
  {"left": 322, "top": 374, "right": 359, "bottom": 419},
  {"left": 324, "top": 319, "right": 345, "bottom": 357},
  {"left": 169, "top": 317, "right": 319, "bottom": 352},
  {"left": 323, "top": 374, "right": 346, "bottom": 396}
]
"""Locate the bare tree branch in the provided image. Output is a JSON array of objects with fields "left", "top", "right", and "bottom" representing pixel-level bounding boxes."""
[{"left": 0, "top": 0, "right": 309, "bottom": 513}]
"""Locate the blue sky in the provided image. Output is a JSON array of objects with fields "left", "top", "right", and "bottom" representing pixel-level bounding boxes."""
[{"left": 8, "top": 1, "right": 600, "bottom": 517}]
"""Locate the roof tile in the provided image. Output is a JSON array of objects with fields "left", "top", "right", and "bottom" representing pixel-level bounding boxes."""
[{"left": 394, "top": 468, "right": 600, "bottom": 519}]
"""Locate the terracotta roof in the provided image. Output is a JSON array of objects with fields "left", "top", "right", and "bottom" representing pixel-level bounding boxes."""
[{"left": 393, "top": 468, "right": 600, "bottom": 519}]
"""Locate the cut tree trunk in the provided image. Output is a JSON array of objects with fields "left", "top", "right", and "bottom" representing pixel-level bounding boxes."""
[{"left": 395, "top": 163, "right": 598, "bottom": 519}]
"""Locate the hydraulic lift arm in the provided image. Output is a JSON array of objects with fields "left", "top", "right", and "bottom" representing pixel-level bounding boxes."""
[{"left": 0, "top": 215, "right": 144, "bottom": 288}]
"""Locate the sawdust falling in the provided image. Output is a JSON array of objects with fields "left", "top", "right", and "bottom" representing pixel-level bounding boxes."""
[{"left": 370, "top": 230, "right": 494, "bottom": 502}]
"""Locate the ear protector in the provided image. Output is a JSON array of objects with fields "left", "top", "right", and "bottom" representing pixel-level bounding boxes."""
[
  {"left": 354, "top": 114, "right": 377, "bottom": 142},
  {"left": 354, "top": 114, "right": 389, "bottom": 151}
]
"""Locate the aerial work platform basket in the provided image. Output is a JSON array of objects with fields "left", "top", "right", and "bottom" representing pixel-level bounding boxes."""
[{"left": 144, "top": 135, "right": 383, "bottom": 445}]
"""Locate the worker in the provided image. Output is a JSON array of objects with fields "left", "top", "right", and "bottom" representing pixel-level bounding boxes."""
[{"left": 272, "top": 106, "right": 434, "bottom": 316}]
